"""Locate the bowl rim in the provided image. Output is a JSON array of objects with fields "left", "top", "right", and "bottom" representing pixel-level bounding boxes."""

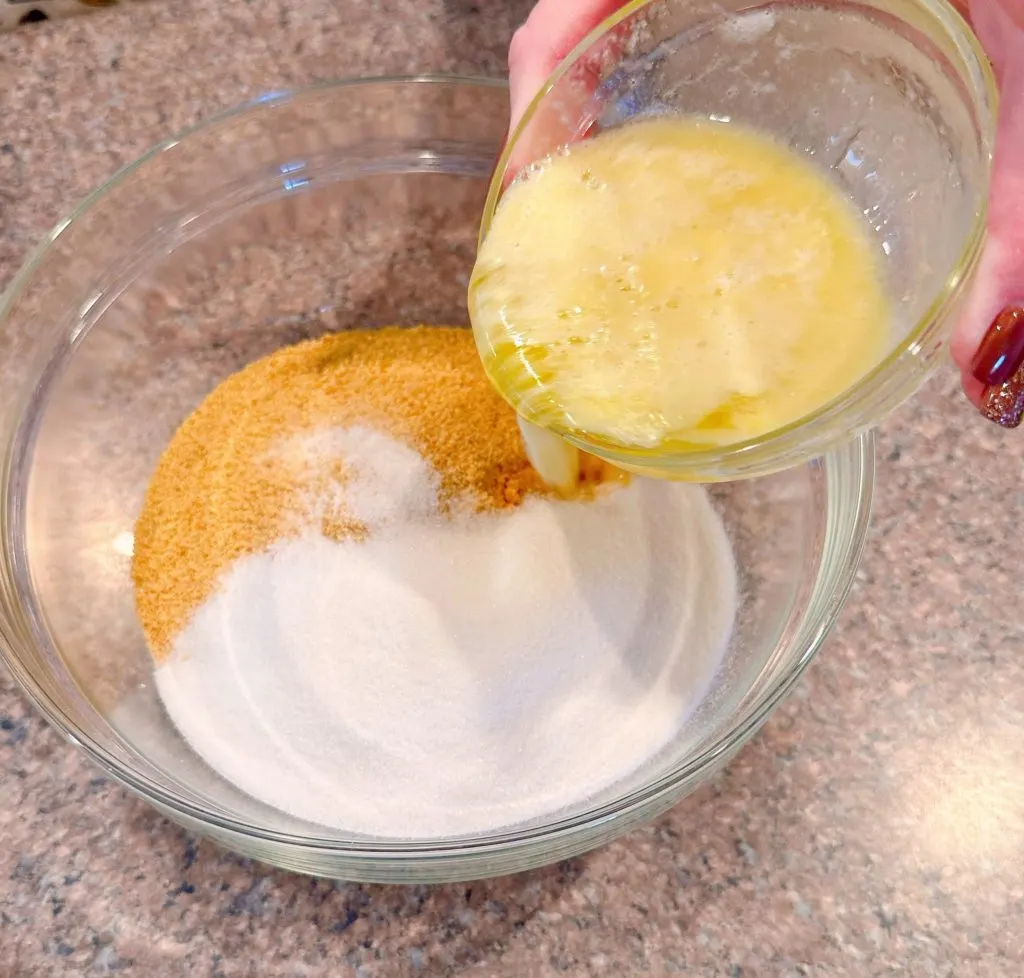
[
  {"left": 0, "top": 74, "right": 508, "bottom": 330},
  {"left": 479, "top": 0, "right": 999, "bottom": 477},
  {"left": 0, "top": 74, "right": 875, "bottom": 865}
]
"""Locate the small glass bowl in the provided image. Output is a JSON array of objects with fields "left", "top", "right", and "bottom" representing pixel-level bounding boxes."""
[
  {"left": 0, "top": 77, "right": 873, "bottom": 882},
  {"left": 479, "top": 0, "right": 998, "bottom": 482}
]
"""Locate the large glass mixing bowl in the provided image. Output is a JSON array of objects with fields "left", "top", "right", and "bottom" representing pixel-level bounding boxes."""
[
  {"left": 478, "top": 0, "right": 997, "bottom": 481},
  {"left": 0, "top": 77, "right": 873, "bottom": 883}
]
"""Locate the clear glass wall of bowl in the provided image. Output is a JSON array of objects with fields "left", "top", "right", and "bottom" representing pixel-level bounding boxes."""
[{"left": 0, "top": 77, "right": 872, "bottom": 882}]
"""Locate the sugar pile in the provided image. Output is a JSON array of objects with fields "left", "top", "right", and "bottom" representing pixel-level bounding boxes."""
[{"left": 155, "top": 424, "right": 737, "bottom": 838}]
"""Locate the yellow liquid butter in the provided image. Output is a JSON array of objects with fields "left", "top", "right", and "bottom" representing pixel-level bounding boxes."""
[{"left": 469, "top": 116, "right": 891, "bottom": 455}]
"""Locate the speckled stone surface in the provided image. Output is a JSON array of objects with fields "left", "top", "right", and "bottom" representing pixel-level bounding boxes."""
[{"left": 1, "top": 2, "right": 1023, "bottom": 976}]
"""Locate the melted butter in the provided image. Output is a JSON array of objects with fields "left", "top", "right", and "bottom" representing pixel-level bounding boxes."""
[{"left": 469, "top": 116, "right": 891, "bottom": 456}]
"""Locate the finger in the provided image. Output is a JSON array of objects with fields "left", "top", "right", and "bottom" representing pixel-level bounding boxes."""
[
  {"left": 508, "top": 0, "right": 627, "bottom": 131},
  {"left": 502, "top": 0, "right": 632, "bottom": 186},
  {"left": 970, "top": 0, "right": 1024, "bottom": 81},
  {"left": 951, "top": 1, "right": 1024, "bottom": 422}
]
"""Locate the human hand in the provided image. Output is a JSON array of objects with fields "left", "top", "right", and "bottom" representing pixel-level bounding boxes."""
[{"left": 507, "top": 0, "right": 1024, "bottom": 426}]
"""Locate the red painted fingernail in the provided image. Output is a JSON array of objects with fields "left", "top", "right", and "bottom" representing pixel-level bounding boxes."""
[
  {"left": 969, "top": 305, "right": 1024, "bottom": 386},
  {"left": 981, "top": 362, "right": 1024, "bottom": 428}
]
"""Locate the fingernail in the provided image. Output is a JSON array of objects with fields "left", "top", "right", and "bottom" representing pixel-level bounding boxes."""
[
  {"left": 969, "top": 305, "right": 1024, "bottom": 386},
  {"left": 981, "top": 362, "right": 1024, "bottom": 428}
]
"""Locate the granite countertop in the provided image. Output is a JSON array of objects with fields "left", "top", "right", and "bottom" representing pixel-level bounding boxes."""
[{"left": 1, "top": 2, "right": 1022, "bottom": 975}]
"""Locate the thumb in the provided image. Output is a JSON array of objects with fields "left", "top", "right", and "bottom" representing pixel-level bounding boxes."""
[{"left": 952, "top": 0, "right": 1024, "bottom": 423}]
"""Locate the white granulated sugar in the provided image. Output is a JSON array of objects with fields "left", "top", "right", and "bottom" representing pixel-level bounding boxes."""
[
  {"left": 330, "top": 425, "right": 441, "bottom": 525},
  {"left": 155, "top": 427, "right": 737, "bottom": 838},
  {"left": 271, "top": 424, "right": 441, "bottom": 529}
]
